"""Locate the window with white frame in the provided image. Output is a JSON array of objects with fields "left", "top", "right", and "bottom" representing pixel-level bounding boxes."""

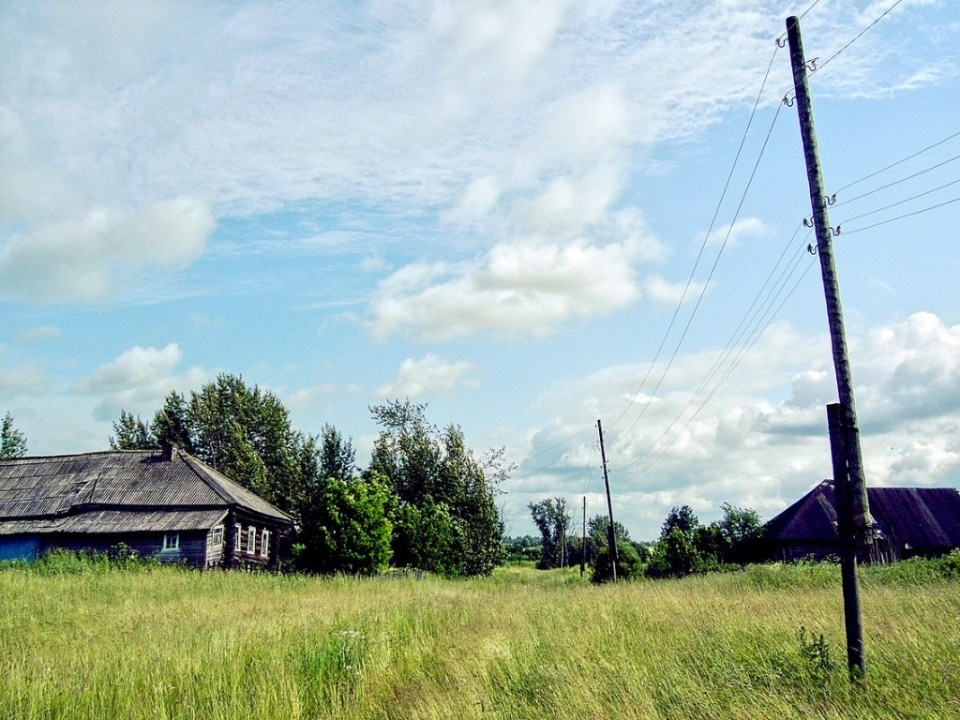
[
  {"left": 247, "top": 525, "right": 256, "bottom": 554},
  {"left": 234, "top": 523, "right": 242, "bottom": 552},
  {"left": 260, "top": 529, "right": 270, "bottom": 558},
  {"left": 162, "top": 533, "right": 180, "bottom": 552},
  {"left": 207, "top": 525, "right": 224, "bottom": 552}
]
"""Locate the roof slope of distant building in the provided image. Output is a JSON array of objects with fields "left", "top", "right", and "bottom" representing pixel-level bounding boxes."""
[
  {"left": 0, "top": 447, "right": 293, "bottom": 536},
  {"left": 766, "top": 480, "right": 960, "bottom": 552}
]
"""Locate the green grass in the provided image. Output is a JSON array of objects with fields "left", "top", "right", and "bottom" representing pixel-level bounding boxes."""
[{"left": 1, "top": 556, "right": 959, "bottom": 719}]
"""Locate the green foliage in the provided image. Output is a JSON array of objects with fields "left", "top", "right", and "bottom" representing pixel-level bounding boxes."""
[
  {"left": 7, "top": 546, "right": 160, "bottom": 575},
  {"left": 296, "top": 476, "right": 393, "bottom": 576},
  {"left": 0, "top": 412, "right": 27, "bottom": 459},
  {"left": 659, "top": 505, "right": 700, "bottom": 541},
  {"left": 109, "top": 410, "right": 159, "bottom": 450},
  {"left": 111, "top": 375, "right": 302, "bottom": 513},
  {"left": 368, "top": 400, "right": 504, "bottom": 577},
  {"left": 591, "top": 540, "right": 645, "bottom": 583},
  {"left": 648, "top": 527, "right": 702, "bottom": 578},
  {"left": 528, "top": 497, "right": 572, "bottom": 569},
  {"left": 797, "top": 626, "right": 839, "bottom": 683}
]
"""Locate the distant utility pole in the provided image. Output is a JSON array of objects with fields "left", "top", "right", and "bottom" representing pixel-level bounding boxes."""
[
  {"left": 787, "top": 15, "right": 872, "bottom": 679},
  {"left": 581, "top": 496, "right": 587, "bottom": 577},
  {"left": 597, "top": 419, "right": 618, "bottom": 582}
]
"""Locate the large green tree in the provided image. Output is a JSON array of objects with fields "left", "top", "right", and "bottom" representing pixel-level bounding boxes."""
[
  {"left": 1, "top": 412, "right": 27, "bottom": 458},
  {"left": 109, "top": 375, "right": 302, "bottom": 512},
  {"left": 368, "top": 400, "right": 505, "bottom": 577},
  {"left": 528, "top": 497, "right": 572, "bottom": 570}
]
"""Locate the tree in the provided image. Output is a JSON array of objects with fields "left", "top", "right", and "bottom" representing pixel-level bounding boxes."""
[
  {"left": 319, "top": 423, "right": 357, "bottom": 481},
  {"left": 368, "top": 400, "right": 505, "bottom": 576},
  {"left": 715, "top": 503, "right": 765, "bottom": 564},
  {"left": 659, "top": 505, "right": 700, "bottom": 541},
  {"left": 296, "top": 475, "right": 393, "bottom": 575},
  {"left": 592, "top": 541, "right": 645, "bottom": 583},
  {"left": 529, "top": 497, "right": 572, "bottom": 570},
  {"left": 109, "top": 411, "right": 158, "bottom": 450},
  {"left": 110, "top": 374, "right": 302, "bottom": 514},
  {"left": 1, "top": 412, "right": 27, "bottom": 458}
]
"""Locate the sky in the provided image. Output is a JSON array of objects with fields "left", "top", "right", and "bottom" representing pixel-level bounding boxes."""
[{"left": 2, "top": 0, "right": 959, "bottom": 541}]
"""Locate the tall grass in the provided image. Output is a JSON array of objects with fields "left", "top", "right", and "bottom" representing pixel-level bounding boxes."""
[{"left": 1, "top": 555, "right": 958, "bottom": 719}]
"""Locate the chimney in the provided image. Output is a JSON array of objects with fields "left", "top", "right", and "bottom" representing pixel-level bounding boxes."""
[{"left": 161, "top": 442, "right": 176, "bottom": 462}]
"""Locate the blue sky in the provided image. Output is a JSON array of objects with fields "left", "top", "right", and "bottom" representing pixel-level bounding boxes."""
[{"left": 2, "top": 1, "right": 959, "bottom": 540}]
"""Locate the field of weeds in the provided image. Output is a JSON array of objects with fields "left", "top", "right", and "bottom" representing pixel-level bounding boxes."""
[{"left": 1, "top": 554, "right": 958, "bottom": 719}]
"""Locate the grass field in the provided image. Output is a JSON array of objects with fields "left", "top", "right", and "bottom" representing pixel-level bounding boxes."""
[{"left": 1, "top": 556, "right": 958, "bottom": 719}]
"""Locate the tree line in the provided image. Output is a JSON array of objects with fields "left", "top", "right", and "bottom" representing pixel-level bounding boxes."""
[
  {"left": 525, "top": 497, "right": 765, "bottom": 582},
  {"left": 104, "top": 374, "right": 506, "bottom": 577}
]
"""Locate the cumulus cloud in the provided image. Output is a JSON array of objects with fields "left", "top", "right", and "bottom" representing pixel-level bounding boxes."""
[
  {"left": 376, "top": 355, "right": 478, "bottom": 399},
  {"left": 505, "top": 313, "right": 960, "bottom": 538},
  {"left": 0, "top": 198, "right": 215, "bottom": 303},
  {"left": 700, "top": 217, "right": 770, "bottom": 248},
  {"left": 72, "top": 343, "right": 208, "bottom": 421},
  {"left": 644, "top": 275, "right": 710, "bottom": 306},
  {"left": 369, "top": 232, "right": 652, "bottom": 341}
]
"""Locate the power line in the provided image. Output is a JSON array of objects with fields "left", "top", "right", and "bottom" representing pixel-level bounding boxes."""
[
  {"left": 832, "top": 153, "right": 960, "bottom": 208},
  {"left": 812, "top": 0, "right": 905, "bottom": 75},
  {"left": 840, "top": 195, "right": 960, "bottom": 236},
  {"left": 610, "top": 40, "right": 784, "bottom": 431},
  {"left": 836, "top": 176, "right": 960, "bottom": 226},
  {"left": 833, "top": 129, "right": 960, "bottom": 195}
]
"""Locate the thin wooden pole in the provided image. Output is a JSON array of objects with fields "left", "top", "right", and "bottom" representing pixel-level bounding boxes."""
[
  {"left": 581, "top": 496, "right": 587, "bottom": 577},
  {"left": 597, "top": 419, "right": 618, "bottom": 582}
]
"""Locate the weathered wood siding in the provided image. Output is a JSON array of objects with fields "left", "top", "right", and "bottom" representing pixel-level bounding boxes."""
[{"left": 48, "top": 531, "right": 210, "bottom": 566}]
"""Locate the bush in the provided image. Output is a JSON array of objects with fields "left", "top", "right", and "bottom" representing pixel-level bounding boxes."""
[{"left": 592, "top": 542, "right": 645, "bottom": 583}]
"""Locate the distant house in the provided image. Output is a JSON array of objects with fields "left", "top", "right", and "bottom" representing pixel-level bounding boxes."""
[
  {"left": 765, "top": 480, "right": 960, "bottom": 563},
  {"left": 0, "top": 445, "right": 295, "bottom": 568}
]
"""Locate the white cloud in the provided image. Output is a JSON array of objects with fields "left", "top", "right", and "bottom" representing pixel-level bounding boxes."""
[
  {"left": 505, "top": 312, "right": 960, "bottom": 538},
  {"left": 72, "top": 343, "right": 208, "bottom": 421},
  {"left": 376, "top": 355, "right": 478, "bottom": 399},
  {"left": 0, "top": 198, "right": 215, "bottom": 303},
  {"left": 644, "top": 275, "right": 710, "bottom": 306},
  {"left": 699, "top": 217, "right": 770, "bottom": 248},
  {"left": 369, "top": 232, "right": 653, "bottom": 341}
]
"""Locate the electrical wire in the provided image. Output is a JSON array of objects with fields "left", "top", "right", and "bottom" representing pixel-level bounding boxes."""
[
  {"left": 832, "top": 153, "right": 960, "bottom": 208},
  {"left": 609, "top": 40, "right": 784, "bottom": 431},
  {"left": 812, "top": 0, "right": 905, "bottom": 75},
  {"left": 836, "top": 176, "right": 960, "bottom": 226},
  {"left": 833, "top": 129, "right": 960, "bottom": 195},
  {"left": 839, "top": 195, "right": 960, "bottom": 236}
]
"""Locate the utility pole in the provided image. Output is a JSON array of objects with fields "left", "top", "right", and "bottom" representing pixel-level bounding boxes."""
[
  {"left": 827, "top": 403, "right": 866, "bottom": 677},
  {"left": 581, "top": 496, "right": 587, "bottom": 577},
  {"left": 787, "top": 15, "right": 872, "bottom": 679},
  {"left": 597, "top": 419, "right": 618, "bottom": 582}
]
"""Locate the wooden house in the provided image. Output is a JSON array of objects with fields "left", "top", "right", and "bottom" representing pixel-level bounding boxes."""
[
  {"left": 0, "top": 444, "right": 295, "bottom": 568},
  {"left": 765, "top": 480, "right": 960, "bottom": 563}
]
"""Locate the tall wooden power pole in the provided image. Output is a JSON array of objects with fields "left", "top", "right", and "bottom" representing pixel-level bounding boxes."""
[
  {"left": 581, "top": 496, "right": 587, "bottom": 577},
  {"left": 787, "top": 15, "right": 872, "bottom": 678},
  {"left": 597, "top": 419, "right": 618, "bottom": 582}
]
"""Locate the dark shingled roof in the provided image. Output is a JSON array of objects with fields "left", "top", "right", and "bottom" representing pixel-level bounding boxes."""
[
  {"left": 0, "top": 447, "right": 293, "bottom": 535},
  {"left": 766, "top": 480, "right": 960, "bottom": 553}
]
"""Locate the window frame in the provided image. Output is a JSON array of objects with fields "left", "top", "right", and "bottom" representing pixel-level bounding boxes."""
[
  {"left": 234, "top": 523, "right": 242, "bottom": 552},
  {"left": 208, "top": 525, "right": 224, "bottom": 550},
  {"left": 260, "top": 529, "right": 270, "bottom": 558},
  {"left": 162, "top": 532, "right": 180, "bottom": 552},
  {"left": 247, "top": 525, "right": 256, "bottom": 554}
]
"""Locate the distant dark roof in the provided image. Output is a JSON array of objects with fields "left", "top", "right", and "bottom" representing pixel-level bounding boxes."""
[
  {"left": 0, "top": 447, "right": 293, "bottom": 536},
  {"left": 766, "top": 480, "right": 960, "bottom": 551}
]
